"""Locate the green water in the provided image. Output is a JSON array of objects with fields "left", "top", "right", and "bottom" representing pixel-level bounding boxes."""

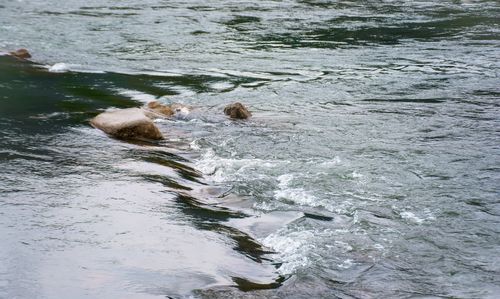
[{"left": 1, "top": 1, "right": 499, "bottom": 298}]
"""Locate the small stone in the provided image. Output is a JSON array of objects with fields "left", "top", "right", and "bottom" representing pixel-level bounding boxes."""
[
  {"left": 145, "top": 101, "right": 192, "bottom": 119},
  {"left": 146, "top": 101, "right": 174, "bottom": 117},
  {"left": 9, "top": 48, "right": 31, "bottom": 59},
  {"left": 224, "top": 102, "right": 251, "bottom": 119}
]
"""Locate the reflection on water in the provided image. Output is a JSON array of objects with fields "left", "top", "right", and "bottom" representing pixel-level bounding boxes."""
[
  {"left": 0, "top": 56, "right": 292, "bottom": 297},
  {"left": 1, "top": 0, "right": 500, "bottom": 298}
]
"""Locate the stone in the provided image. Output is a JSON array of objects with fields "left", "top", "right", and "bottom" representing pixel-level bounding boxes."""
[
  {"left": 90, "top": 108, "right": 163, "bottom": 140},
  {"left": 145, "top": 101, "right": 192, "bottom": 119},
  {"left": 9, "top": 48, "right": 31, "bottom": 59},
  {"left": 224, "top": 102, "right": 251, "bottom": 119},
  {"left": 146, "top": 101, "right": 174, "bottom": 117}
]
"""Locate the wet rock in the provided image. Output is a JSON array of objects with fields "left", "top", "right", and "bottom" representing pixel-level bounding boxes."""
[
  {"left": 224, "top": 102, "right": 251, "bottom": 119},
  {"left": 146, "top": 101, "right": 174, "bottom": 117},
  {"left": 9, "top": 48, "right": 31, "bottom": 59},
  {"left": 90, "top": 108, "right": 163, "bottom": 140},
  {"left": 145, "top": 101, "right": 192, "bottom": 119}
]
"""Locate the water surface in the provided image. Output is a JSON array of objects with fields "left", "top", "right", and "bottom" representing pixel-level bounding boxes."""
[{"left": 1, "top": 0, "right": 499, "bottom": 298}]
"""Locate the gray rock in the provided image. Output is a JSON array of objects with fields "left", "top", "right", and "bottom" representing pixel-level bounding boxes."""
[{"left": 90, "top": 108, "right": 163, "bottom": 140}]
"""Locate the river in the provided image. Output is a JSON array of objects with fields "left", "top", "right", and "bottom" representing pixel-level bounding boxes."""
[{"left": 1, "top": 1, "right": 499, "bottom": 298}]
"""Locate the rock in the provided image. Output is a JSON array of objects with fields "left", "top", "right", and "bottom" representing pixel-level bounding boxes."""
[
  {"left": 145, "top": 101, "right": 192, "bottom": 119},
  {"left": 9, "top": 48, "right": 31, "bottom": 59},
  {"left": 90, "top": 108, "right": 163, "bottom": 140},
  {"left": 224, "top": 102, "right": 251, "bottom": 119},
  {"left": 146, "top": 101, "right": 174, "bottom": 117}
]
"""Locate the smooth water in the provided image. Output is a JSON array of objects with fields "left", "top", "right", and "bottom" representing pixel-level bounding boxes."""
[{"left": 1, "top": 1, "right": 499, "bottom": 298}]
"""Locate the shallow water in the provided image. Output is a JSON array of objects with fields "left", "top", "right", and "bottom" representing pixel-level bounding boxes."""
[{"left": 1, "top": 0, "right": 499, "bottom": 298}]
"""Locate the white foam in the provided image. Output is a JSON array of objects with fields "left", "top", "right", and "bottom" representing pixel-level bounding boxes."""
[
  {"left": 210, "top": 82, "right": 234, "bottom": 91},
  {"left": 196, "top": 149, "right": 222, "bottom": 181},
  {"left": 337, "top": 259, "right": 354, "bottom": 269},
  {"left": 139, "top": 70, "right": 183, "bottom": 77},
  {"left": 253, "top": 200, "right": 281, "bottom": 211},
  {"left": 196, "top": 148, "right": 281, "bottom": 183},
  {"left": 262, "top": 229, "right": 316, "bottom": 274},
  {"left": 173, "top": 106, "right": 191, "bottom": 119},
  {"left": 48, "top": 62, "right": 70, "bottom": 73},
  {"left": 116, "top": 89, "right": 157, "bottom": 104},
  {"left": 40, "top": 62, "right": 105, "bottom": 74},
  {"left": 400, "top": 211, "right": 424, "bottom": 224},
  {"left": 318, "top": 156, "right": 342, "bottom": 167},
  {"left": 277, "top": 173, "right": 294, "bottom": 188},
  {"left": 352, "top": 171, "right": 363, "bottom": 178},
  {"left": 334, "top": 240, "right": 353, "bottom": 252},
  {"left": 344, "top": 191, "right": 382, "bottom": 202},
  {"left": 164, "top": 86, "right": 196, "bottom": 97},
  {"left": 274, "top": 188, "right": 317, "bottom": 206},
  {"left": 189, "top": 139, "right": 201, "bottom": 150},
  {"left": 274, "top": 174, "right": 319, "bottom": 206}
]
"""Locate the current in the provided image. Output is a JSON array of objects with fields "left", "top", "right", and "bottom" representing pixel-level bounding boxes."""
[{"left": 0, "top": 1, "right": 499, "bottom": 298}]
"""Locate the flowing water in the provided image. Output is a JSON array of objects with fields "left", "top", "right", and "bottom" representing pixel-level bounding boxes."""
[{"left": 1, "top": 1, "right": 499, "bottom": 298}]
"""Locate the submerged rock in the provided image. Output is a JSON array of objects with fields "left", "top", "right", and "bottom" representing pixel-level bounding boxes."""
[
  {"left": 224, "top": 102, "right": 251, "bottom": 119},
  {"left": 90, "top": 108, "right": 163, "bottom": 140},
  {"left": 146, "top": 101, "right": 174, "bottom": 117},
  {"left": 145, "top": 101, "right": 192, "bottom": 119},
  {"left": 147, "top": 100, "right": 252, "bottom": 120},
  {"left": 9, "top": 48, "right": 31, "bottom": 59}
]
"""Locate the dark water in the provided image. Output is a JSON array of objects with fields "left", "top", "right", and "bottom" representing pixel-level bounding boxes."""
[{"left": 1, "top": 1, "right": 499, "bottom": 298}]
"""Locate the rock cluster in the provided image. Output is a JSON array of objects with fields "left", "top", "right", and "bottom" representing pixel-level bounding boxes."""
[
  {"left": 5, "top": 49, "right": 254, "bottom": 140},
  {"left": 91, "top": 100, "right": 251, "bottom": 141}
]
